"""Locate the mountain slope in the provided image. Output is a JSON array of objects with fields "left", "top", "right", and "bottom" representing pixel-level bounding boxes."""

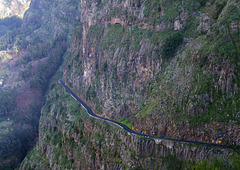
[
  {"left": 20, "top": 0, "right": 240, "bottom": 169},
  {"left": 0, "top": 0, "right": 81, "bottom": 168}
]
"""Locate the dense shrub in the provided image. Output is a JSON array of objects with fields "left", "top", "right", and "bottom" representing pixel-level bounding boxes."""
[
  {"left": 161, "top": 31, "right": 184, "bottom": 59},
  {"left": 0, "top": 90, "right": 16, "bottom": 117},
  {"left": 0, "top": 16, "right": 22, "bottom": 36},
  {"left": 30, "top": 37, "right": 67, "bottom": 91}
]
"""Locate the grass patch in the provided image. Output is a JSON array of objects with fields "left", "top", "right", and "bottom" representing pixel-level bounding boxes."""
[
  {"left": 113, "top": 117, "right": 132, "bottom": 129},
  {"left": 0, "top": 120, "right": 12, "bottom": 135},
  {"left": 100, "top": 24, "right": 124, "bottom": 51},
  {"left": 0, "top": 121, "right": 12, "bottom": 129},
  {"left": 136, "top": 101, "right": 157, "bottom": 118}
]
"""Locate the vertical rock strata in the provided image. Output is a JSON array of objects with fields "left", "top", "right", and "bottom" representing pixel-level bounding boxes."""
[{"left": 21, "top": 0, "right": 240, "bottom": 169}]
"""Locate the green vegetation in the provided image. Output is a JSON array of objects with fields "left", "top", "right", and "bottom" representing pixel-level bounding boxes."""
[
  {"left": 22, "top": 81, "right": 110, "bottom": 168},
  {"left": 160, "top": 31, "right": 184, "bottom": 59},
  {"left": 188, "top": 77, "right": 240, "bottom": 127},
  {"left": 0, "top": 88, "right": 42, "bottom": 168},
  {"left": 130, "top": 27, "right": 151, "bottom": 51},
  {"left": 0, "top": 3, "right": 69, "bottom": 168},
  {"left": 143, "top": 0, "right": 208, "bottom": 26},
  {"left": 18, "top": 43, "right": 51, "bottom": 65},
  {"left": 88, "top": 25, "right": 102, "bottom": 44},
  {"left": 191, "top": 155, "right": 240, "bottom": 170},
  {"left": 0, "top": 120, "right": 12, "bottom": 130},
  {"left": 199, "top": 3, "right": 240, "bottom": 64},
  {"left": 136, "top": 0, "right": 240, "bottom": 128},
  {"left": 136, "top": 101, "right": 157, "bottom": 118},
  {"left": 100, "top": 23, "right": 124, "bottom": 51},
  {"left": 15, "top": 0, "right": 240, "bottom": 169},
  {"left": 151, "top": 31, "right": 183, "bottom": 59},
  {"left": 0, "top": 90, "right": 15, "bottom": 117},
  {"left": 73, "top": 24, "right": 83, "bottom": 40},
  {"left": 0, "top": 121, "right": 36, "bottom": 169},
  {"left": 102, "top": 62, "right": 108, "bottom": 71},
  {"left": 159, "top": 154, "right": 240, "bottom": 170},
  {"left": 29, "top": 36, "right": 67, "bottom": 91},
  {"left": 0, "top": 16, "right": 22, "bottom": 36},
  {"left": 0, "top": 15, "right": 39, "bottom": 51},
  {"left": 86, "top": 85, "right": 97, "bottom": 100},
  {"left": 113, "top": 117, "right": 132, "bottom": 129}
]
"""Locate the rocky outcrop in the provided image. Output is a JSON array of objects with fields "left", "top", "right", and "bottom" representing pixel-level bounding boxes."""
[
  {"left": 19, "top": 85, "right": 234, "bottom": 169},
  {"left": 64, "top": 0, "right": 240, "bottom": 145},
  {"left": 20, "top": 0, "right": 240, "bottom": 169},
  {"left": 0, "top": 0, "right": 30, "bottom": 18},
  {"left": 23, "top": 0, "right": 81, "bottom": 42}
]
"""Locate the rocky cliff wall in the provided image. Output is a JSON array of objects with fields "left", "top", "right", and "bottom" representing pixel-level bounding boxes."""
[
  {"left": 20, "top": 0, "right": 240, "bottom": 169},
  {"left": 20, "top": 82, "right": 234, "bottom": 169},
  {"left": 65, "top": 0, "right": 240, "bottom": 145}
]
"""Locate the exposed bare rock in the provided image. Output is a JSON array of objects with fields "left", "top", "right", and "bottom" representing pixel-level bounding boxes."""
[{"left": 0, "top": 0, "right": 30, "bottom": 18}]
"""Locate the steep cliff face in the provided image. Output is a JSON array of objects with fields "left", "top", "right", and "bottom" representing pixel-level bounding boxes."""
[
  {"left": 20, "top": 83, "right": 233, "bottom": 169},
  {"left": 22, "top": 0, "right": 81, "bottom": 42},
  {"left": 20, "top": 0, "right": 240, "bottom": 169},
  {"left": 0, "top": 0, "right": 30, "bottom": 18},
  {"left": 65, "top": 0, "right": 240, "bottom": 145}
]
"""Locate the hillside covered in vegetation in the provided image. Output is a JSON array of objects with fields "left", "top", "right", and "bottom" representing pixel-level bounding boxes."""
[{"left": 0, "top": 0, "right": 240, "bottom": 169}]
